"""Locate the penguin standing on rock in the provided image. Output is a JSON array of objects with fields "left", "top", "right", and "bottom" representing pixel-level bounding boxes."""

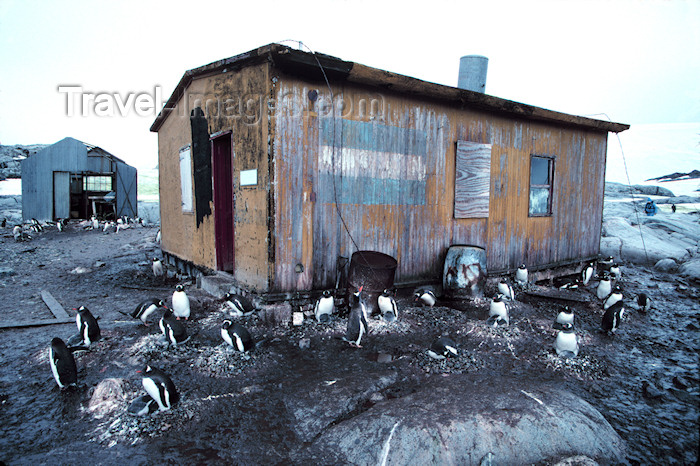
[
  {"left": 555, "top": 323, "right": 579, "bottom": 358},
  {"left": 343, "top": 288, "right": 368, "bottom": 347},
  {"left": 609, "top": 263, "right": 621, "bottom": 280},
  {"left": 314, "top": 290, "right": 335, "bottom": 323},
  {"left": 582, "top": 262, "right": 595, "bottom": 286},
  {"left": 49, "top": 337, "right": 78, "bottom": 390},
  {"left": 597, "top": 275, "right": 612, "bottom": 300},
  {"left": 172, "top": 285, "right": 190, "bottom": 320},
  {"left": 637, "top": 293, "right": 652, "bottom": 313},
  {"left": 603, "top": 285, "right": 623, "bottom": 310},
  {"left": 139, "top": 365, "right": 179, "bottom": 411},
  {"left": 223, "top": 293, "right": 255, "bottom": 317},
  {"left": 427, "top": 336, "right": 458, "bottom": 360},
  {"left": 221, "top": 320, "right": 254, "bottom": 352},
  {"left": 497, "top": 278, "right": 515, "bottom": 300},
  {"left": 129, "top": 298, "right": 166, "bottom": 326},
  {"left": 159, "top": 309, "right": 188, "bottom": 346},
  {"left": 602, "top": 301, "right": 625, "bottom": 335},
  {"left": 414, "top": 289, "right": 436, "bottom": 308},
  {"left": 487, "top": 294, "right": 509, "bottom": 327},
  {"left": 515, "top": 264, "right": 528, "bottom": 286},
  {"left": 553, "top": 307, "right": 575, "bottom": 330},
  {"left": 152, "top": 258, "right": 164, "bottom": 278},
  {"left": 378, "top": 289, "right": 399, "bottom": 322},
  {"left": 75, "top": 306, "right": 100, "bottom": 347}
]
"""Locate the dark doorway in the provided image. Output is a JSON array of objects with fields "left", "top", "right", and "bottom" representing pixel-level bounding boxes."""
[{"left": 211, "top": 133, "right": 234, "bottom": 272}]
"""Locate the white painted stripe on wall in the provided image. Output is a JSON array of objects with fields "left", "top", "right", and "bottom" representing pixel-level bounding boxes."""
[{"left": 319, "top": 146, "right": 426, "bottom": 181}]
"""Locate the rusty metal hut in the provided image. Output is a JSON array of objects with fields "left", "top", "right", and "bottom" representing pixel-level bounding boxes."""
[
  {"left": 150, "top": 43, "right": 628, "bottom": 293},
  {"left": 21, "top": 137, "right": 137, "bottom": 221}
]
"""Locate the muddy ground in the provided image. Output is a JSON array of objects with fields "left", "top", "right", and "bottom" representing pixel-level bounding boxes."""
[{"left": 0, "top": 224, "right": 698, "bottom": 465}]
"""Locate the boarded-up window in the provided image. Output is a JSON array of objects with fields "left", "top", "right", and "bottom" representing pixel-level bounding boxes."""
[
  {"left": 529, "top": 154, "right": 554, "bottom": 216},
  {"left": 179, "top": 146, "right": 193, "bottom": 212},
  {"left": 454, "top": 141, "right": 491, "bottom": 218}
]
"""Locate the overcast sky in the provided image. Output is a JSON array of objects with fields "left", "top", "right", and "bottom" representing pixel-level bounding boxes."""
[{"left": 0, "top": 0, "right": 698, "bottom": 169}]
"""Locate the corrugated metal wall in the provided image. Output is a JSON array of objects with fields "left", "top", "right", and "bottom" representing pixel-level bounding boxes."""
[{"left": 271, "top": 76, "right": 608, "bottom": 291}]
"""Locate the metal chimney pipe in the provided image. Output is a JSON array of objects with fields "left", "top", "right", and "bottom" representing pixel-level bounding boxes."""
[{"left": 458, "top": 55, "right": 488, "bottom": 93}]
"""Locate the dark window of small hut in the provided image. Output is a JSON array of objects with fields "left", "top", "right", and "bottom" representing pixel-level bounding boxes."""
[{"left": 529, "top": 155, "right": 554, "bottom": 216}]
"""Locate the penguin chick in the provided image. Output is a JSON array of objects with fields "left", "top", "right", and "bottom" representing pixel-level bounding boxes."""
[
  {"left": 223, "top": 292, "right": 255, "bottom": 317},
  {"left": 603, "top": 285, "right": 623, "bottom": 310},
  {"left": 378, "top": 288, "right": 399, "bottom": 322},
  {"left": 152, "top": 257, "right": 164, "bottom": 277},
  {"left": 130, "top": 298, "right": 167, "bottom": 326},
  {"left": 139, "top": 365, "right": 179, "bottom": 411},
  {"left": 75, "top": 306, "right": 100, "bottom": 347},
  {"left": 159, "top": 309, "right": 188, "bottom": 346},
  {"left": 49, "top": 337, "right": 78, "bottom": 390},
  {"left": 314, "top": 290, "right": 335, "bottom": 323},
  {"left": 553, "top": 306, "right": 575, "bottom": 330},
  {"left": 172, "top": 285, "right": 190, "bottom": 320},
  {"left": 221, "top": 320, "right": 254, "bottom": 352},
  {"left": 602, "top": 301, "right": 625, "bottom": 335},
  {"left": 555, "top": 323, "right": 579, "bottom": 358},
  {"left": 581, "top": 262, "right": 595, "bottom": 286},
  {"left": 596, "top": 275, "right": 612, "bottom": 300},
  {"left": 515, "top": 264, "right": 528, "bottom": 286},
  {"left": 414, "top": 289, "right": 436, "bottom": 308},
  {"left": 637, "top": 293, "right": 652, "bottom": 313},
  {"left": 487, "top": 294, "right": 509, "bottom": 327},
  {"left": 127, "top": 394, "right": 160, "bottom": 416},
  {"left": 427, "top": 336, "right": 458, "bottom": 360},
  {"left": 343, "top": 288, "right": 368, "bottom": 347},
  {"left": 498, "top": 278, "right": 515, "bottom": 300}
]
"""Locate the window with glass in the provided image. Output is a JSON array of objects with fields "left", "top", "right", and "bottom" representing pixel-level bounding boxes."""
[
  {"left": 83, "top": 175, "right": 113, "bottom": 192},
  {"left": 529, "top": 155, "right": 554, "bottom": 216}
]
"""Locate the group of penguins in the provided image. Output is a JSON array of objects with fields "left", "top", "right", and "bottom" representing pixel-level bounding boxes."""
[
  {"left": 48, "top": 255, "right": 652, "bottom": 415},
  {"left": 8, "top": 215, "right": 151, "bottom": 242}
]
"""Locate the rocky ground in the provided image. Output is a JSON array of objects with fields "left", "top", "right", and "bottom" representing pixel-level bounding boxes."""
[{"left": 0, "top": 218, "right": 698, "bottom": 465}]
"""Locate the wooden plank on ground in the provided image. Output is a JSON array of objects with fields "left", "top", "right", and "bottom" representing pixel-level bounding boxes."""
[
  {"left": 0, "top": 318, "right": 75, "bottom": 330},
  {"left": 41, "top": 290, "right": 71, "bottom": 319}
]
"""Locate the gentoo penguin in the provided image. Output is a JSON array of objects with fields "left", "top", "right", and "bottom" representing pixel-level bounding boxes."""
[
  {"left": 553, "top": 307, "right": 575, "bottom": 330},
  {"left": 49, "top": 337, "right": 78, "bottom": 390},
  {"left": 172, "top": 285, "right": 190, "bottom": 320},
  {"left": 498, "top": 278, "right": 515, "bottom": 300},
  {"left": 603, "top": 285, "right": 623, "bottom": 310},
  {"left": 139, "top": 365, "right": 179, "bottom": 411},
  {"left": 127, "top": 394, "right": 160, "bottom": 416},
  {"left": 378, "top": 289, "right": 399, "bottom": 322},
  {"left": 343, "top": 288, "right": 368, "bottom": 347},
  {"left": 155, "top": 229, "right": 161, "bottom": 243},
  {"left": 414, "top": 289, "right": 437, "bottom": 308},
  {"left": 152, "top": 257, "right": 164, "bottom": 277},
  {"left": 75, "top": 306, "right": 100, "bottom": 347},
  {"left": 637, "top": 293, "right": 652, "bottom": 313},
  {"left": 91, "top": 216, "right": 99, "bottom": 230},
  {"left": 602, "top": 301, "right": 625, "bottom": 335},
  {"left": 159, "top": 309, "right": 188, "bottom": 346},
  {"left": 581, "top": 262, "right": 595, "bottom": 286},
  {"left": 314, "top": 290, "right": 335, "bottom": 323},
  {"left": 130, "top": 298, "right": 166, "bottom": 326},
  {"left": 609, "top": 263, "right": 621, "bottom": 280},
  {"left": 598, "top": 256, "right": 614, "bottom": 273},
  {"left": 427, "top": 336, "right": 458, "bottom": 360},
  {"left": 555, "top": 323, "right": 579, "bottom": 358},
  {"left": 487, "top": 294, "right": 509, "bottom": 327},
  {"left": 223, "top": 292, "right": 255, "bottom": 317},
  {"left": 221, "top": 320, "right": 254, "bottom": 352},
  {"left": 596, "top": 274, "right": 612, "bottom": 300},
  {"left": 515, "top": 264, "right": 528, "bottom": 286},
  {"left": 13, "top": 225, "right": 22, "bottom": 241}
]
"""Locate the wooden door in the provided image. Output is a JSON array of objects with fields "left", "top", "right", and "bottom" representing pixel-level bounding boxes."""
[{"left": 211, "top": 133, "right": 234, "bottom": 272}]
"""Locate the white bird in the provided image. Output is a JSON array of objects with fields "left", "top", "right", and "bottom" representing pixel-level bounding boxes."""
[
  {"left": 314, "top": 290, "right": 335, "bottom": 323},
  {"left": 555, "top": 323, "right": 579, "bottom": 358},
  {"left": 487, "top": 294, "right": 509, "bottom": 327},
  {"left": 172, "top": 285, "right": 190, "bottom": 320},
  {"left": 13, "top": 225, "right": 22, "bottom": 241},
  {"left": 497, "top": 278, "right": 515, "bottom": 300},
  {"left": 152, "top": 257, "right": 164, "bottom": 277},
  {"left": 378, "top": 288, "right": 399, "bottom": 322},
  {"left": 414, "top": 289, "right": 436, "bottom": 308},
  {"left": 515, "top": 264, "right": 528, "bottom": 286},
  {"left": 603, "top": 285, "right": 623, "bottom": 310},
  {"left": 597, "top": 275, "right": 612, "bottom": 300},
  {"left": 581, "top": 262, "right": 595, "bottom": 286},
  {"left": 91, "top": 216, "right": 99, "bottom": 230}
]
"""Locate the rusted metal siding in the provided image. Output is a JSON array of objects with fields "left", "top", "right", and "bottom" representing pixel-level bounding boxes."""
[
  {"left": 156, "top": 64, "right": 271, "bottom": 291},
  {"left": 271, "top": 75, "right": 608, "bottom": 291}
]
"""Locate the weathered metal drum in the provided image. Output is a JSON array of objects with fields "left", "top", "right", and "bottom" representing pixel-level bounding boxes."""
[
  {"left": 347, "top": 251, "right": 397, "bottom": 315},
  {"left": 443, "top": 245, "right": 487, "bottom": 299}
]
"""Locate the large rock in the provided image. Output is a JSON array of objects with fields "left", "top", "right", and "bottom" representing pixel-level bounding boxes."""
[
  {"left": 605, "top": 182, "right": 675, "bottom": 198},
  {"left": 679, "top": 258, "right": 700, "bottom": 282},
  {"left": 309, "top": 376, "right": 626, "bottom": 465},
  {"left": 602, "top": 216, "right": 691, "bottom": 264},
  {"left": 0, "top": 144, "right": 47, "bottom": 179}
]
